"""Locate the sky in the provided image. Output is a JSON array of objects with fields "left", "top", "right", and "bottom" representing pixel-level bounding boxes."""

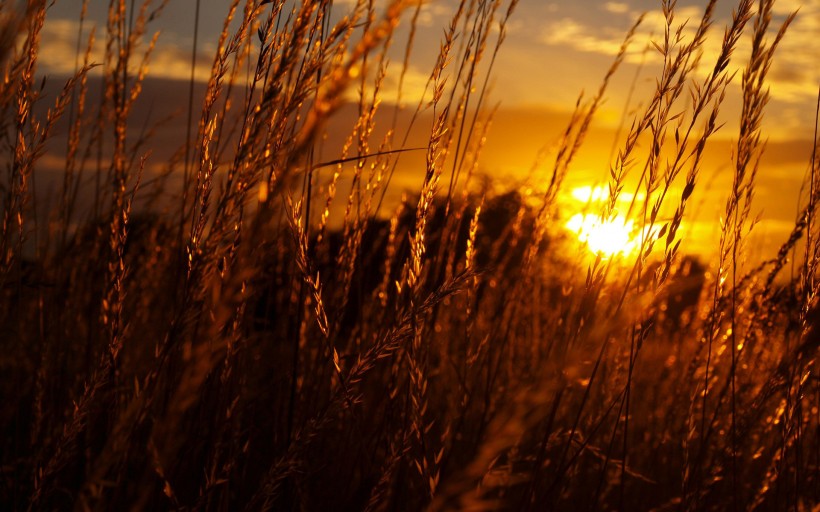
[
  {"left": 35, "top": 0, "right": 820, "bottom": 260},
  {"left": 41, "top": 0, "right": 818, "bottom": 129}
]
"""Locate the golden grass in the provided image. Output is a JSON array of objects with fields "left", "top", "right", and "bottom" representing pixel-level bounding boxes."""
[{"left": 1, "top": 0, "right": 819, "bottom": 510}]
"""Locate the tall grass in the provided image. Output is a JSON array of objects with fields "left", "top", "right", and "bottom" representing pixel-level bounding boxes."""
[{"left": 1, "top": 0, "right": 818, "bottom": 510}]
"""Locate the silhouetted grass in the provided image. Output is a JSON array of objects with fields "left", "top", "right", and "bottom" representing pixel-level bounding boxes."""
[{"left": 1, "top": 0, "right": 818, "bottom": 510}]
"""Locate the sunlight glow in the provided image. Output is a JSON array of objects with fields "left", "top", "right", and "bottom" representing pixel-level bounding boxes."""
[
  {"left": 570, "top": 185, "right": 645, "bottom": 204},
  {"left": 566, "top": 213, "right": 638, "bottom": 257}
]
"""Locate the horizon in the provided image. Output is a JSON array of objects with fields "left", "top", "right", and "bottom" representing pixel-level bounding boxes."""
[{"left": 35, "top": 1, "right": 819, "bottom": 265}]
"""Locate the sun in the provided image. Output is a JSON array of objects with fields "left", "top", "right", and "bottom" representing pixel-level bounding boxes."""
[{"left": 565, "top": 213, "right": 638, "bottom": 258}]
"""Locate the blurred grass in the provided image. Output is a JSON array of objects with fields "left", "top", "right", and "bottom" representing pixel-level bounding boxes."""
[{"left": 1, "top": 0, "right": 819, "bottom": 510}]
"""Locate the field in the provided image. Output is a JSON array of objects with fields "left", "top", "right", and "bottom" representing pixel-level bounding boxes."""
[{"left": 1, "top": 0, "right": 819, "bottom": 510}]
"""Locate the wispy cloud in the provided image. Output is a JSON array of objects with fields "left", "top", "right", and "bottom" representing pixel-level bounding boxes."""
[
  {"left": 37, "top": 18, "right": 212, "bottom": 82},
  {"left": 417, "top": 2, "right": 455, "bottom": 28},
  {"left": 383, "top": 64, "right": 432, "bottom": 106},
  {"left": 343, "top": 62, "right": 432, "bottom": 106},
  {"left": 539, "top": 2, "right": 818, "bottom": 107},
  {"left": 604, "top": 2, "right": 630, "bottom": 14},
  {"left": 541, "top": 17, "right": 630, "bottom": 56},
  {"left": 320, "top": 0, "right": 453, "bottom": 28},
  {"left": 539, "top": 5, "right": 702, "bottom": 61}
]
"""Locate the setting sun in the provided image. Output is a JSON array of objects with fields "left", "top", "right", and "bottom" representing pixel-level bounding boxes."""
[{"left": 566, "top": 213, "right": 638, "bottom": 257}]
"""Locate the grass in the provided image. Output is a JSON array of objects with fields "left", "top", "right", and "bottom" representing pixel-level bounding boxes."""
[{"left": 1, "top": 0, "right": 819, "bottom": 510}]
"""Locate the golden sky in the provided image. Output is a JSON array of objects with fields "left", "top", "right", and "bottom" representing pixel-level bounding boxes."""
[
  {"left": 41, "top": 0, "right": 819, "bottom": 132},
  {"left": 37, "top": 0, "right": 820, "bottom": 260}
]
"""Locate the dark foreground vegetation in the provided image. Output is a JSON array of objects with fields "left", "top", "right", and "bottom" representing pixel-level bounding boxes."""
[{"left": 1, "top": 0, "right": 819, "bottom": 510}]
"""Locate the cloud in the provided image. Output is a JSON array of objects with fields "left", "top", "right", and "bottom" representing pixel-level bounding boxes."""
[
  {"left": 36, "top": 18, "right": 212, "bottom": 82},
  {"left": 343, "top": 63, "right": 432, "bottom": 106},
  {"left": 416, "top": 2, "right": 454, "bottom": 28},
  {"left": 385, "top": 64, "right": 432, "bottom": 106},
  {"left": 32, "top": 19, "right": 92, "bottom": 76},
  {"left": 540, "top": 5, "right": 703, "bottom": 59},
  {"left": 765, "top": 4, "right": 820, "bottom": 103},
  {"left": 541, "top": 17, "right": 631, "bottom": 56},
  {"left": 538, "top": 2, "right": 819, "bottom": 107},
  {"left": 771, "top": 0, "right": 807, "bottom": 15},
  {"left": 604, "top": 2, "right": 630, "bottom": 14},
  {"left": 320, "top": 0, "right": 452, "bottom": 28}
]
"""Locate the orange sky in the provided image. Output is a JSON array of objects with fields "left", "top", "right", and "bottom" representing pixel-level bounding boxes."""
[
  {"left": 35, "top": 0, "right": 820, "bottom": 262},
  {"left": 41, "top": 1, "right": 819, "bottom": 133}
]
